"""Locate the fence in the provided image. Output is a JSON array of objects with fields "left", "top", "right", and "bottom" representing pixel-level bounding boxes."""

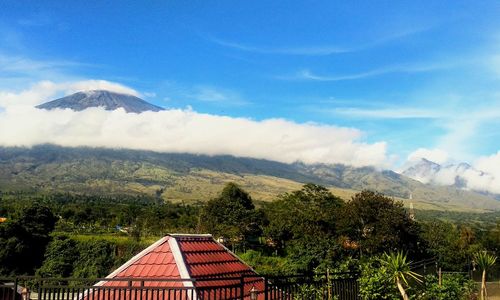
[{"left": 0, "top": 273, "right": 360, "bottom": 300}]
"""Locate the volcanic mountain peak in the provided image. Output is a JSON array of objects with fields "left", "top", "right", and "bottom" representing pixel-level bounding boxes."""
[{"left": 36, "top": 90, "right": 164, "bottom": 113}]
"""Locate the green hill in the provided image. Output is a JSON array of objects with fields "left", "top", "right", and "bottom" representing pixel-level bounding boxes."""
[{"left": 0, "top": 145, "right": 499, "bottom": 212}]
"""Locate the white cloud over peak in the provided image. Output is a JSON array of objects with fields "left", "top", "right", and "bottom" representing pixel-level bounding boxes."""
[
  {"left": 407, "top": 148, "right": 449, "bottom": 164},
  {"left": 403, "top": 148, "right": 500, "bottom": 194},
  {"left": 0, "top": 80, "right": 388, "bottom": 168},
  {"left": 0, "top": 80, "right": 140, "bottom": 108}
]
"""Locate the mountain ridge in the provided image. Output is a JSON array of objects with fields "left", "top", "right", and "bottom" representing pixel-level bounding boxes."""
[{"left": 1, "top": 145, "right": 499, "bottom": 211}]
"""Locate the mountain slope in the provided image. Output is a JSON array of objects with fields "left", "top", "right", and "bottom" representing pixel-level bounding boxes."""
[
  {"left": 36, "top": 90, "right": 164, "bottom": 113},
  {"left": 0, "top": 145, "right": 499, "bottom": 211}
]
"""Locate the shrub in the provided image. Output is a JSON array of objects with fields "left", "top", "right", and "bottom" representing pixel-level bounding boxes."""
[
  {"left": 358, "top": 257, "right": 400, "bottom": 300},
  {"left": 415, "top": 273, "right": 477, "bottom": 300}
]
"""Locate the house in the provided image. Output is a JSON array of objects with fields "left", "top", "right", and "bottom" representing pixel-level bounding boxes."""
[{"left": 87, "top": 234, "right": 265, "bottom": 299}]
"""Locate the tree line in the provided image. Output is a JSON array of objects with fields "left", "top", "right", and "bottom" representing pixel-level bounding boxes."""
[{"left": 0, "top": 183, "right": 499, "bottom": 298}]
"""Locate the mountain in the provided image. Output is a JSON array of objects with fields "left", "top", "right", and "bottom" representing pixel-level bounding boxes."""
[
  {"left": 402, "top": 158, "right": 442, "bottom": 184},
  {"left": 36, "top": 90, "right": 164, "bottom": 113},
  {"left": 1, "top": 145, "right": 499, "bottom": 211},
  {"left": 402, "top": 158, "right": 497, "bottom": 194}
]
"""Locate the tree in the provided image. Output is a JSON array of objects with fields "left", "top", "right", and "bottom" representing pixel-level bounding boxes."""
[
  {"left": 37, "top": 235, "right": 79, "bottom": 278},
  {"left": 264, "top": 184, "right": 344, "bottom": 271},
  {"left": 73, "top": 240, "right": 115, "bottom": 278},
  {"left": 0, "top": 203, "right": 57, "bottom": 275},
  {"left": 337, "top": 190, "right": 421, "bottom": 257},
  {"left": 473, "top": 251, "right": 497, "bottom": 300},
  {"left": 199, "top": 183, "right": 262, "bottom": 246},
  {"left": 380, "top": 252, "right": 422, "bottom": 300}
]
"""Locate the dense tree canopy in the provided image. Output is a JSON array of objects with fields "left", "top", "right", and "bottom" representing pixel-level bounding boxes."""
[
  {"left": 0, "top": 203, "right": 57, "bottom": 275},
  {"left": 337, "top": 190, "right": 422, "bottom": 257},
  {"left": 264, "top": 183, "right": 344, "bottom": 271},
  {"left": 37, "top": 235, "right": 79, "bottom": 278},
  {"left": 199, "top": 183, "right": 263, "bottom": 245}
]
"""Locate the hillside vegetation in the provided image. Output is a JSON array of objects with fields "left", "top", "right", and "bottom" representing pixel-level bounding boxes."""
[{"left": 1, "top": 145, "right": 499, "bottom": 211}]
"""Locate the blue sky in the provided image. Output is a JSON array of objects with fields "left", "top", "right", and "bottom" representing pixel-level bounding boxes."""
[{"left": 1, "top": 0, "right": 500, "bottom": 167}]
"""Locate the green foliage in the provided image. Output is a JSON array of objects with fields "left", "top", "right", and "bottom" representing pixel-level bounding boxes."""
[
  {"left": 199, "top": 183, "right": 263, "bottom": 244},
  {"left": 359, "top": 257, "right": 400, "bottom": 300},
  {"left": 238, "top": 250, "right": 300, "bottom": 276},
  {"left": 415, "top": 274, "right": 476, "bottom": 300},
  {"left": 72, "top": 239, "right": 116, "bottom": 278},
  {"left": 36, "top": 234, "right": 147, "bottom": 279},
  {"left": 473, "top": 251, "right": 497, "bottom": 272},
  {"left": 264, "top": 184, "right": 343, "bottom": 272},
  {"left": 293, "top": 283, "right": 334, "bottom": 300},
  {"left": 337, "top": 190, "right": 422, "bottom": 257},
  {"left": 37, "top": 235, "right": 79, "bottom": 278},
  {"left": 381, "top": 252, "right": 422, "bottom": 286},
  {"left": 1, "top": 181, "right": 499, "bottom": 285},
  {"left": 0, "top": 202, "right": 57, "bottom": 275},
  {"left": 420, "top": 221, "right": 482, "bottom": 271}
]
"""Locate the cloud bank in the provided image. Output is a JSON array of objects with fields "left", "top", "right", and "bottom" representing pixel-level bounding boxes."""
[
  {"left": 0, "top": 80, "right": 388, "bottom": 167},
  {"left": 405, "top": 148, "right": 500, "bottom": 194}
]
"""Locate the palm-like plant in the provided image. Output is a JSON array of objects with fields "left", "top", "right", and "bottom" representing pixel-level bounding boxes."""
[
  {"left": 474, "top": 251, "right": 497, "bottom": 300},
  {"left": 380, "top": 251, "right": 422, "bottom": 300}
]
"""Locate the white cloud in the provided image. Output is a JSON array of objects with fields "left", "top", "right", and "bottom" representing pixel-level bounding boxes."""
[
  {"left": 207, "top": 36, "right": 347, "bottom": 56},
  {"left": 190, "top": 86, "right": 249, "bottom": 105},
  {"left": 65, "top": 80, "right": 139, "bottom": 96},
  {"left": 283, "top": 62, "right": 453, "bottom": 82},
  {"left": 331, "top": 107, "right": 440, "bottom": 119},
  {"left": 0, "top": 80, "right": 140, "bottom": 108},
  {"left": 206, "top": 25, "right": 435, "bottom": 56},
  {"left": 473, "top": 151, "right": 500, "bottom": 194},
  {"left": 407, "top": 148, "right": 449, "bottom": 164},
  {"left": 0, "top": 80, "right": 388, "bottom": 168},
  {"left": 403, "top": 149, "right": 500, "bottom": 194}
]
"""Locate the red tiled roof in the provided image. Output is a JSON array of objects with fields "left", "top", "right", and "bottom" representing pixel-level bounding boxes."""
[
  {"left": 88, "top": 234, "right": 266, "bottom": 300},
  {"left": 99, "top": 236, "right": 183, "bottom": 288},
  {"left": 176, "top": 235, "right": 265, "bottom": 298}
]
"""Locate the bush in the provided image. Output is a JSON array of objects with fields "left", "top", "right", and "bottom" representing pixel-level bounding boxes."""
[
  {"left": 72, "top": 240, "right": 115, "bottom": 278},
  {"left": 358, "top": 257, "right": 400, "bottom": 300},
  {"left": 238, "top": 250, "right": 300, "bottom": 275},
  {"left": 415, "top": 273, "right": 477, "bottom": 300}
]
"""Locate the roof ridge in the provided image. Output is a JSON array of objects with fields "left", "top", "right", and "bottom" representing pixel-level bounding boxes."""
[
  {"left": 212, "top": 237, "right": 263, "bottom": 277},
  {"left": 95, "top": 236, "right": 170, "bottom": 286},
  {"left": 169, "top": 233, "right": 213, "bottom": 238}
]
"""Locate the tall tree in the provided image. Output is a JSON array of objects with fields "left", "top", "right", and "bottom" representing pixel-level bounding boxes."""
[
  {"left": 337, "top": 190, "right": 422, "bottom": 257},
  {"left": 199, "top": 183, "right": 262, "bottom": 244},
  {"left": 264, "top": 184, "right": 344, "bottom": 271},
  {"left": 0, "top": 203, "right": 57, "bottom": 275}
]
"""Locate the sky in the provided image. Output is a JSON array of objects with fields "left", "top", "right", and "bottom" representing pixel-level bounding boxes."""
[{"left": 1, "top": 1, "right": 500, "bottom": 192}]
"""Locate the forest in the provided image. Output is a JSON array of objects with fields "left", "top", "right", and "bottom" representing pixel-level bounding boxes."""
[{"left": 0, "top": 183, "right": 499, "bottom": 299}]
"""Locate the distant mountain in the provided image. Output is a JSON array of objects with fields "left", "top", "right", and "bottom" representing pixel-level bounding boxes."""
[
  {"left": 36, "top": 90, "right": 164, "bottom": 113},
  {"left": 1, "top": 145, "right": 499, "bottom": 211},
  {"left": 402, "top": 158, "right": 442, "bottom": 184},
  {"left": 402, "top": 158, "right": 497, "bottom": 197}
]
